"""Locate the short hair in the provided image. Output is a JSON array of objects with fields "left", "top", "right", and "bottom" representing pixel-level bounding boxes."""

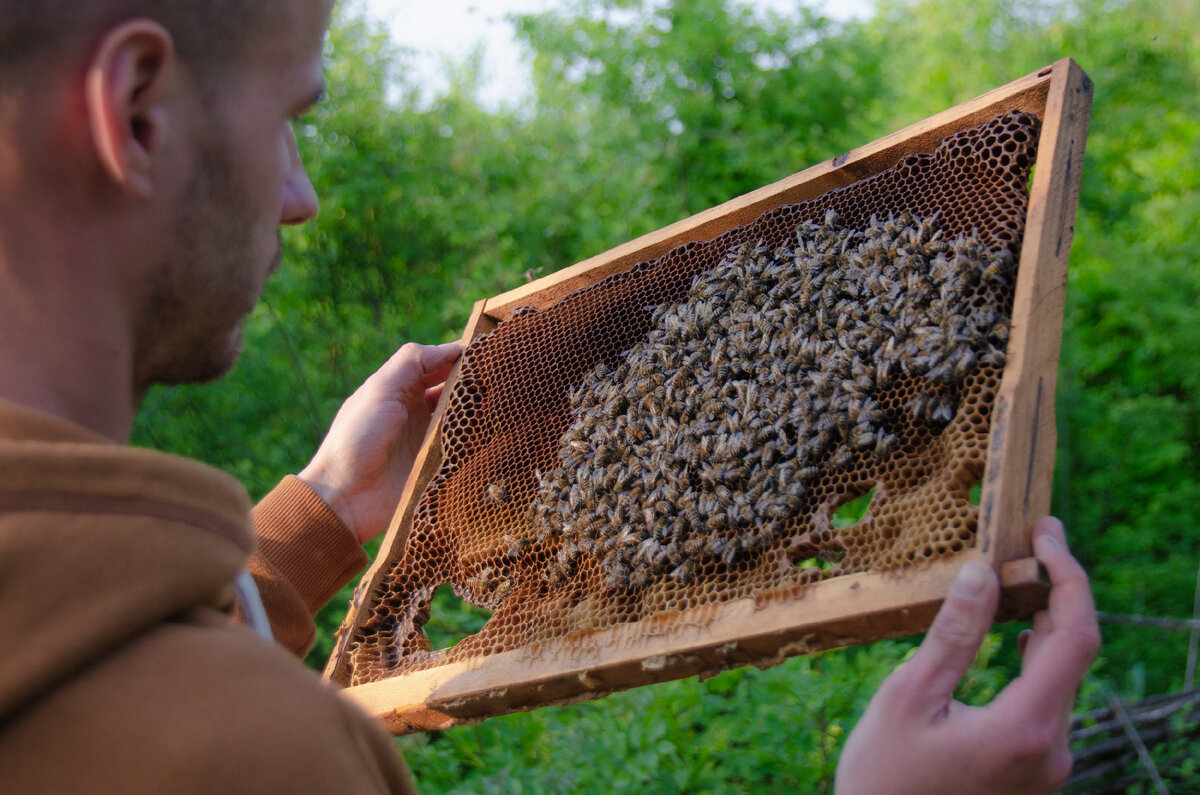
[{"left": 0, "top": 1, "right": 277, "bottom": 94}]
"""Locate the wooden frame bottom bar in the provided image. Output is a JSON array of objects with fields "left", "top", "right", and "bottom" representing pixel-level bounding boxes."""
[{"left": 345, "top": 556, "right": 1046, "bottom": 734}]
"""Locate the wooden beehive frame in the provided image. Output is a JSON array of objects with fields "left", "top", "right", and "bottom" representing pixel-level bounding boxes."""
[{"left": 327, "top": 58, "right": 1092, "bottom": 734}]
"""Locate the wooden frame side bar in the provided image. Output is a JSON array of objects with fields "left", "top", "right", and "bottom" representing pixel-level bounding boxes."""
[{"left": 979, "top": 58, "right": 1093, "bottom": 565}]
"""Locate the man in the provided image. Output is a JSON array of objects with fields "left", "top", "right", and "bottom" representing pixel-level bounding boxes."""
[
  {"left": 0, "top": 1, "right": 1098, "bottom": 792},
  {"left": 0, "top": 1, "right": 449, "bottom": 791}
]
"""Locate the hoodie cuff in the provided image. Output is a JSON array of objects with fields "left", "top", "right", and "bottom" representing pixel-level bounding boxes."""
[{"left": 251, "top": 476, "right": 368, "bottom": 616}]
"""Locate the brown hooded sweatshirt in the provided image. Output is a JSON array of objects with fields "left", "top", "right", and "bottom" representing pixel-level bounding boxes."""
[{"left": 0, "top": 399, "right": 416, "bottom": 793}]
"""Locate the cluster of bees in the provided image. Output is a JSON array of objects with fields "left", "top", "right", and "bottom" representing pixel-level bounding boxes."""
[{"left": 526, "top": 210, "right": 1014, "bottom": 590}]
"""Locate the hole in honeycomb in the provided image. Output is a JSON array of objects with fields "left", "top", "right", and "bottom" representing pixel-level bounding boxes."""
[
  {"left": 795, "top": 549, "right": 845, "bottom": 572},
  {"left": 337, "top": 110, "right": 1041, "bottom": 687},
  {"left": 832, "top": 485, "right": 877, "bottom": 529},
  {"left": 423, "top": 585, "right": 494, "bottom": 651}
]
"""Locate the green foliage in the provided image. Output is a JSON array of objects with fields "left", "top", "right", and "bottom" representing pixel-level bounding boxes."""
[
  {"left": 1050, "top": 0, "right": 1200, "bottom": 694},
  {"left": 398, "top": 643, "right": 907, "bottom": 793},
  {"left": 130, "top": 0, "right": 1200, "bottom": 788},
  {"left": 831, "top": 486, "right": 876, "bottom": 528},
  {"left": 423, "top": 586, "right": 494, "bottom": 651},
  {"left": 513, "top": 0, "right": 885, "bottom": 236}
]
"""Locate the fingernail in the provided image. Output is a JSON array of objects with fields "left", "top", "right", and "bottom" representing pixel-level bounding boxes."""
[{"left": 952, "top": 561, "right": 990, "bottom": 598}]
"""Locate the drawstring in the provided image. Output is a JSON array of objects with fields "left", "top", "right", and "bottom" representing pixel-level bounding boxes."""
[{"left": 233, "top": 569, "right": 274, "bottom": 642}]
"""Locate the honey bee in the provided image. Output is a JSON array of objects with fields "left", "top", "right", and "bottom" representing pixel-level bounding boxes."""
[
  {"left": 636, "top": 538, "right": 670, "bottom": 568},
  {"left": 907, "top": 392, "right": 929, "bottom": 420},
  {"left": 670, "top": 559, "right": 697, "bottom": 584},
  {"left": 980, "top": 349, "right": 1006, "bottom": 367},
  {"left": 486, "top": 481, "right": 510, "bottom": 505},
  {"left": 493, "top": 578, "right": 515, "bottom": 601},
  {"left": 931, "top": 400, "right": 956, "bottom": 426},
  {"left": 953, "top": 347, "right": 977, "bottom": 379},
  {"left": 926, "top": 359, "right": 955, "bottom": 383},
  {"left": 980, "top": 257, "right": 1012, "bottom": 286}
]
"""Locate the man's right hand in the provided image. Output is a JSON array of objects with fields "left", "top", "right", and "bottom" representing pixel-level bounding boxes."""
[{"left": 835, "top": 516, "right": 1100, "bottom": 794}]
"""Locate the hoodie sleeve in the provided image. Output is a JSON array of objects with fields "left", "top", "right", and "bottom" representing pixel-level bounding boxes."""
[{"left": 244, "top": 476, "right": 368, "bottom": 657}]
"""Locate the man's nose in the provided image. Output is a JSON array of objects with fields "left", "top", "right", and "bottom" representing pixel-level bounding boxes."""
[{"left": 281, "top": 126, "right": 319, "bottom": 225}]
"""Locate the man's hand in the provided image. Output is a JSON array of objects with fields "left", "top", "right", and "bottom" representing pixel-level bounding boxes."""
[
  {"left": 298, "top": 341, "right": 461, "bottom": 544},
  {"left": 835, "top": 516, "right": 1100, "bottom": 795}
]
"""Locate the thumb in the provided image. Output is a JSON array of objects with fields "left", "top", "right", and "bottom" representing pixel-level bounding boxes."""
[
  {"left": 370, "top": 341, "right": 461, "bottom": 397},
  {"left": 412, "top": 341, "right": 462, "bottom": 391},
  {"left": 418, "top": 341, "right": 463, "bottom": 383},
  {"left": 898, "top": 560, "right": 1000, "bottom": 716}
]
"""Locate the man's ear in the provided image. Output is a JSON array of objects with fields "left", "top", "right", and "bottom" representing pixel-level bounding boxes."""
[{"left": 84, "top": 19, "right": 176, "bottom": 197}]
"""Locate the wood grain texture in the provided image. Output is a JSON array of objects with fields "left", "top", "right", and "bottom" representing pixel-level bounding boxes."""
[
  {"left": 342, "top": 556, "right": 1046, "bottom": 734},
  {"left": 978, "top": 58, "right": 1093, "bottom": 565}
]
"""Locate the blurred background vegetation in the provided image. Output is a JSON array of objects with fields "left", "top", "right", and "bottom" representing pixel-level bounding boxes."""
[{"left": 133, "top": 0, "right": 1198, "bottom": 790}]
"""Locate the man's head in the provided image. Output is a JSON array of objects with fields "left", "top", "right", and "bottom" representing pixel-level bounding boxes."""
[{"left": 0, "top": 0, "right": 332, "bottom": 436}]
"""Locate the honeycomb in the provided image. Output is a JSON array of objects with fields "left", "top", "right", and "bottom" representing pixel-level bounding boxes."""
[{"left": 335, "top": 110, "right": 1040, "bottom": 687}]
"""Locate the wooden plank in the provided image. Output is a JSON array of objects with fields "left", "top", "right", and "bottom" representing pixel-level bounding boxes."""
[
  {"left": 343, "top": 556, "right": 1046, "bottom": 734},
  {"left": 996, "top": 555, "right": 1050, "bottom": 621},
  {"left": 978, "top": 58, "right": 1093, "bottom": 565}
]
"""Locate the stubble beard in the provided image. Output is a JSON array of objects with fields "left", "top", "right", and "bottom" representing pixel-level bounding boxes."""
[{"left": 132, "top": 138, "right": 281, "bottom": 394}]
